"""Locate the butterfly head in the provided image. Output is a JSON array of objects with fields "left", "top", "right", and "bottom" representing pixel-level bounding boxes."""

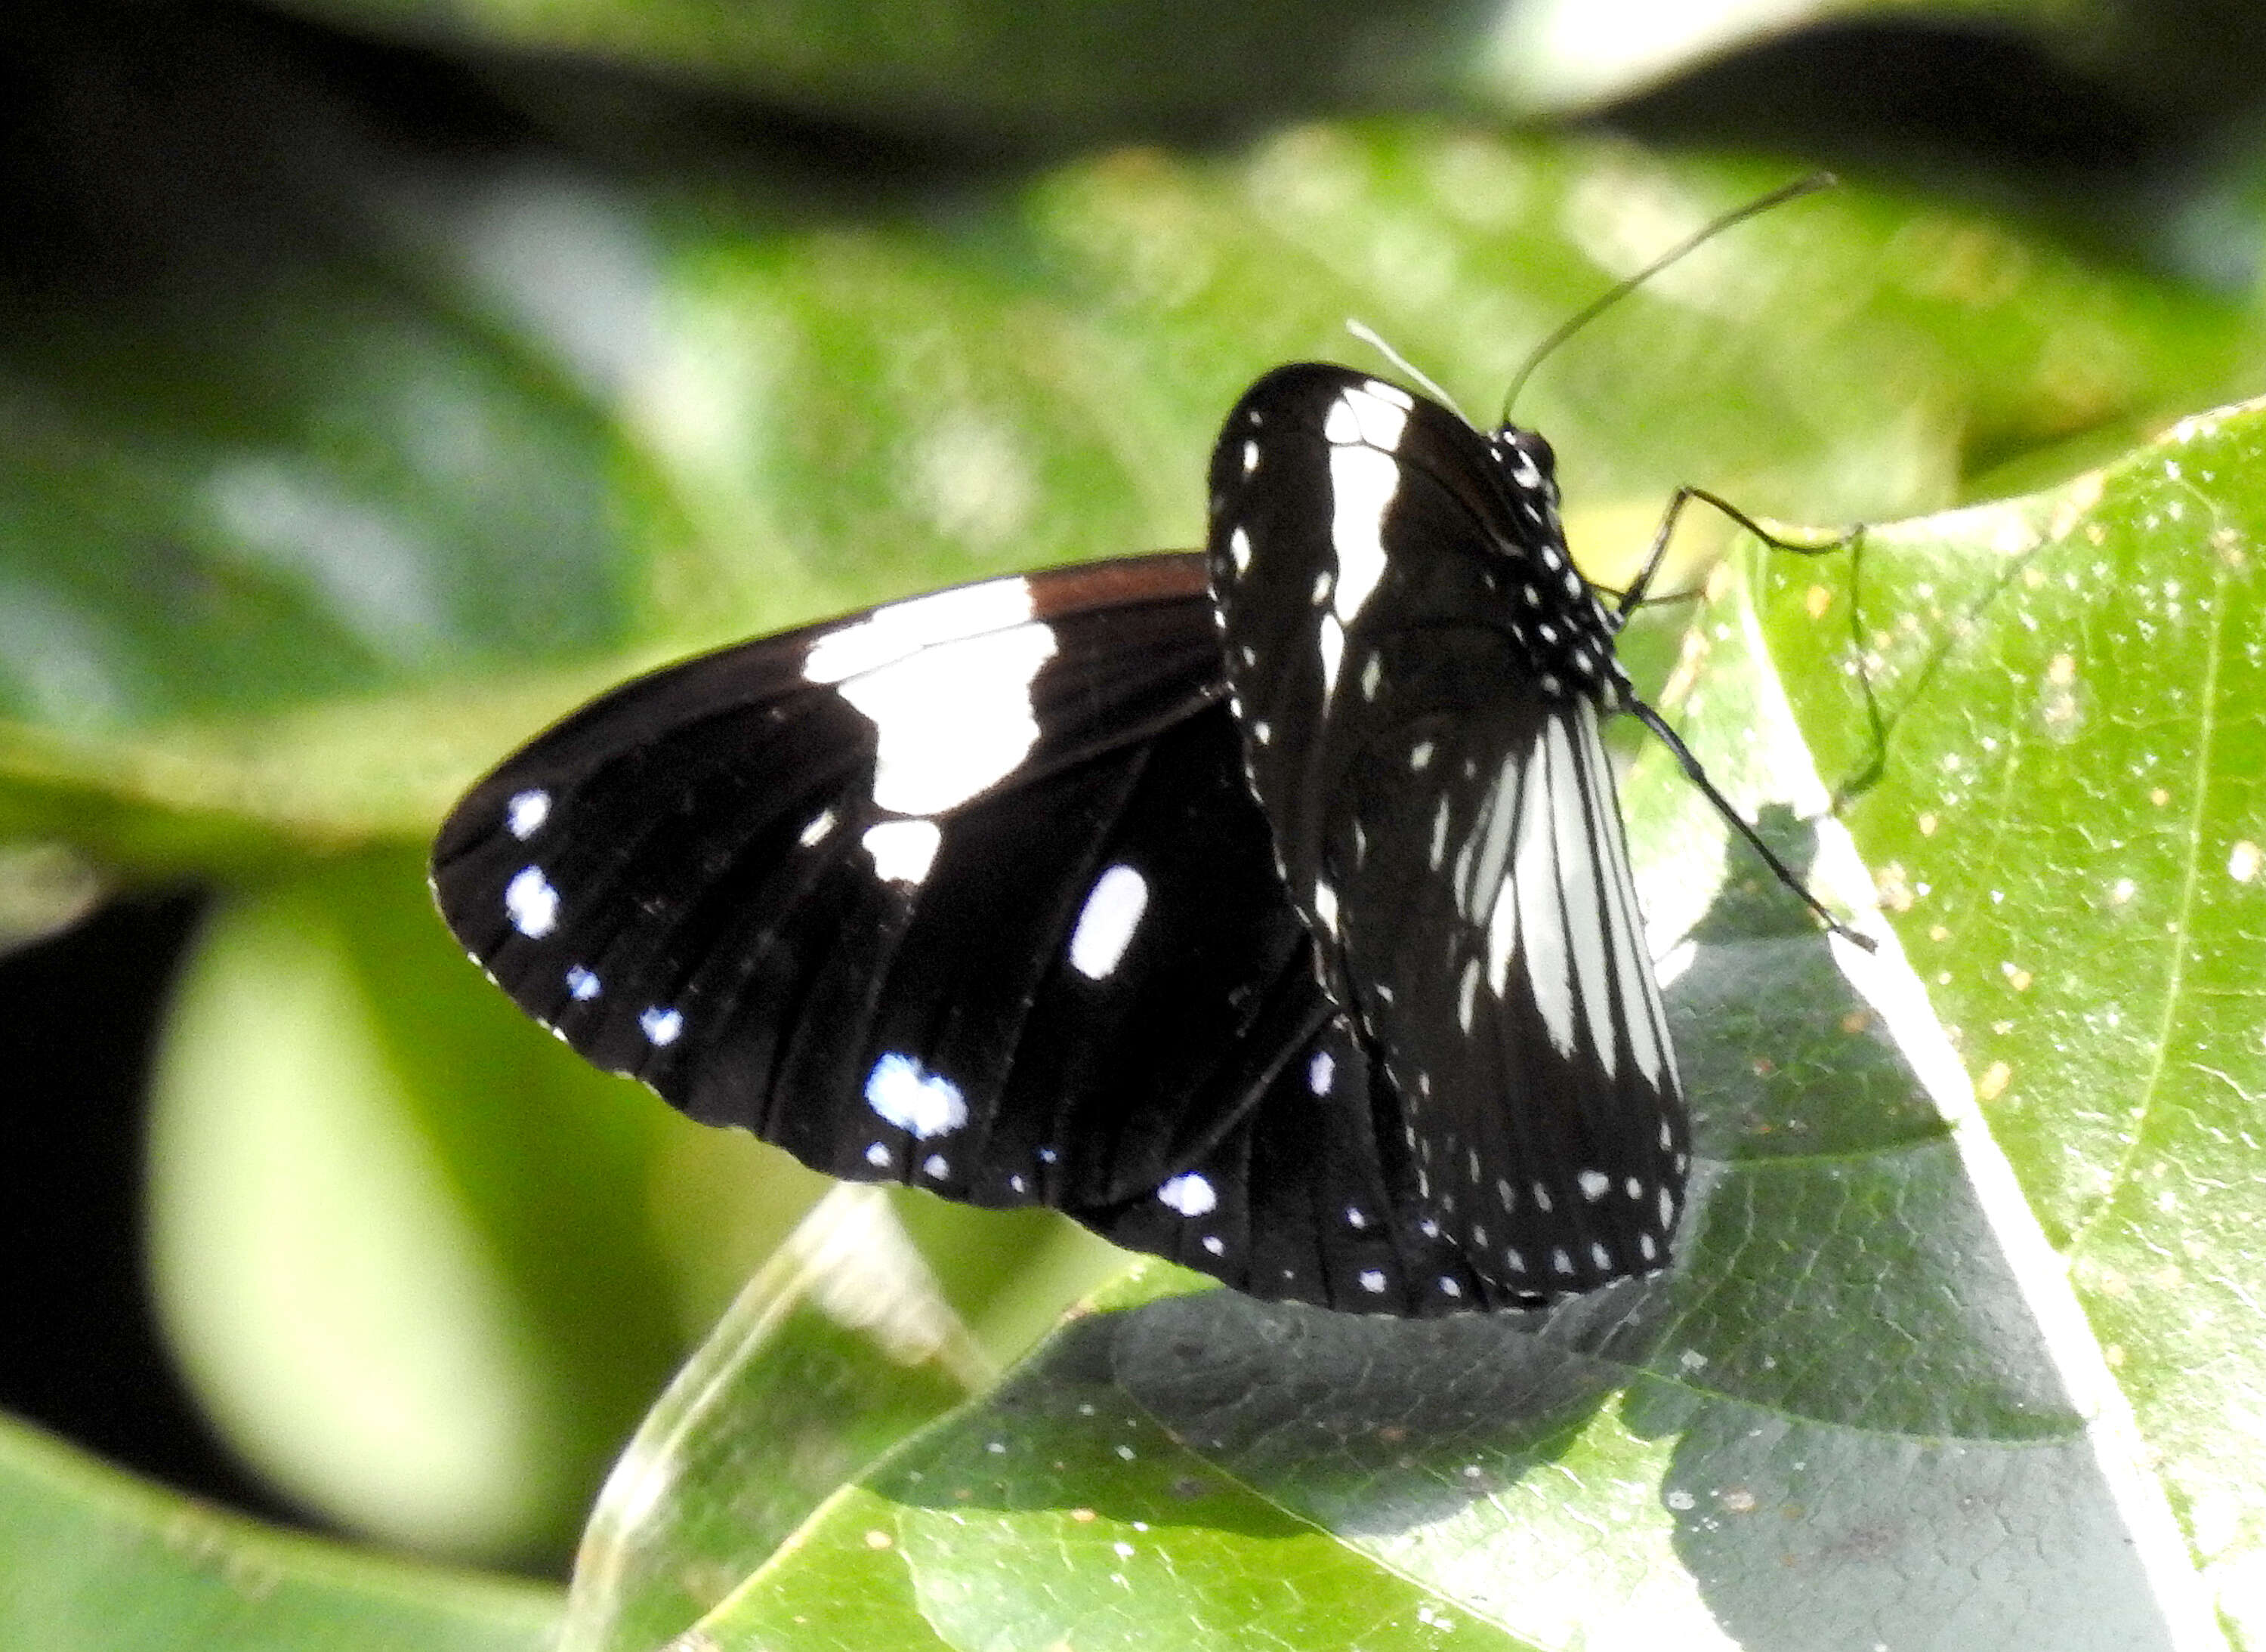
[{"left": 1492, "top": 424, "right": 1557, "bottom": 492}]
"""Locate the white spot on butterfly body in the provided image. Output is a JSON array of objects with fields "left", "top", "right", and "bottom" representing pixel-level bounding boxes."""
[
  {"left": 1358, "top": 1270, "right": 1387, "bottom": 1294},
  {"left": 1314, "top": 880, "right": 1340, "bottom": 937},
  {"left": 505, "top": 866, "right": 560, "bottom": 937},
  {"left": 1457, "top": 956, "right": 1480, "bottom": 1032},
  {"left": 1579, "top": 1169, "right": 1610, "bottom": 1202},
  {"left": 1360, "top": 653, "right": 1382, "bottom": 699},
  {"left": 863, "top": 819, "right": 943, "bottom": 884},
  {"left": 798, "top": 809, "right": 837, "bottom": 847},
  {"left": 565, "top": 965, "right": 600, "bottom": 1001},
  {"left": 1242, "top": 440, "right": 1261, "bottom": 475},
  {"left": 1429, "top": 796, "right": 1452, "bottom": 871},
  {"left": 1229, "top": 526, "right": 1252, "bottom": 574},
  {"left": 865, "top": 1052, "right": 968, "bottom": 1138},
  {"left": 1070, "top": 863, "right": 1149, "bottom": 979},
  {"left": 1158, "top": 1173, "right": 1217, "bottom": 1217},
  {"left": 505, "top": 789, "right": 550, "bottom": 839},
  {"left": 640, "top": 1006, "right": 683, "bottom": 1046},
  {"left": 1307, "top": 1050, "right": 1335, "bottom": 1094}
]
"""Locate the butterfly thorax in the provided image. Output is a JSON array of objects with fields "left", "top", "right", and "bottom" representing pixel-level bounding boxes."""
[{"left": 1477, "top": 422, "right": 1628, "bottom": 711}]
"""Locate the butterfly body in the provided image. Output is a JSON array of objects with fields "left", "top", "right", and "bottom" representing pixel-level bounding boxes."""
[{"left": 433, "top": 364, "right": 1689, "bottom": 1316}]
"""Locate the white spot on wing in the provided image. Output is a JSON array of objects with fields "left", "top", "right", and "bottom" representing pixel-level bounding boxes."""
[
  {"left": 640, "top": 1006, "right": 683, "bottom": 1046},
  {"left": 1548, "top": 713, "right": 1616, "bottom": 1072},
  {"left": 803, "top": 576, "right": 1034, "bottom": 684},
  {"left": 1579, "top": 1169, "right": 1610, "bottom": 1201},
  {"left": 1229, "top": 526, "right": 1252, "bottom": 574},
  {"left": 866, "top": 1142, "right": 892, "bottom": 1168},
  {"left": 1158, "top": 1172, "right": 1217, "bottom": 1216},
  {"left": 1324, "top": 388, "right": 1406, "bottom": 625},
  {"left": 865, "top": 1051, "right": 968, "bottom": 1138},
  {"left": 1514, "top": 726, "right": 1575, "bottom": 1053},
  {"left": 565, "top": 965, "right": 600, "bottom": 1001},
  {"left": 506, "top": 789, "right": 550, "bottom": 839},
  {"left": 1358, "top": 1269, "right": 1387, "bottom": 1294},
  {"left": 863, "top": 818, "right": 943, "bottom": 884},
  {"left": 1308, "top": 1050, "right": 1335, "bottom": 1094},
  {"left": 1070, "top": 863, "right": 1149, "bottom": 979},
  {"left": 1457, "top": 956, "right": 1480, "bottom": 1032},
  {"left": 798, "top": 808, "right": 837, "bottom": 847},
  {"left": 1573, "top": 699, "right": 1669, "bottom": 1088},
  {"left": 505, "top": 866, "right": 559, "bottom": 938},
  {"left": 1318, "top": 612, "right": 1344, "bottom": 697},
  {"left": 834, "top": 620, "right": 1058, "bottom": 814}
]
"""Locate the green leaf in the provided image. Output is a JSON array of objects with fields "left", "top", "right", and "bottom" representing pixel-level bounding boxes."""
[
  {"left": 1763, "top": 395, "right": 2266, "bottom": 1641},
  {"left": 562, "top": 1187, "right": 984, "bottom": 1652},
  {"left": 0, "top": 1410, "right": 560, "bottom": 1652}
]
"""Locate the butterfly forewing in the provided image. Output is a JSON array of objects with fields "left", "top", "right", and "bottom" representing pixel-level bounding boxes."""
[
  {"left": 433, "top": 553, "right": 1489, "bottom": 1312},
  {"left": 1207, "top": 363, "right": 1688, "bottom": 1302}
]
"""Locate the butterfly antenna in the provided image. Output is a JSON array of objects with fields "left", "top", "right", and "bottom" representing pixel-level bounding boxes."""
[
  {"left": 1346, "top": 320, "right": 1471, "bottom": 423},
  {"left": 1500, "top": 172, "right": 1836, "bottom": 425}
]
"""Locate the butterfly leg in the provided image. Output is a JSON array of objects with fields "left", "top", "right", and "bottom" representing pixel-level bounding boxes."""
[
  {"left": 1616, "top": 485, "right": 1861, "bottom": 615},
  {"left": 1624, "top": 696, "right": 1875, "bottom": 951}
]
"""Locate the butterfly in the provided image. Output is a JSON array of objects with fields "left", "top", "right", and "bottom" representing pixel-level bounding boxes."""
[{"left": 430, "top": 171, "right": 1883, "bottom": 1321}]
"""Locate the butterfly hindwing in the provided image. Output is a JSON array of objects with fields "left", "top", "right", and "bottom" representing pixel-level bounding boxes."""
[{"left": 1207, "top": 362, "right": 1688, "bottom": 1304}]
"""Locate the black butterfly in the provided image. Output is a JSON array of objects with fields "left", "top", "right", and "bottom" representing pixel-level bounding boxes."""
[{"left": 432, "top": 360, "right": 1853, "bottom": 1317}]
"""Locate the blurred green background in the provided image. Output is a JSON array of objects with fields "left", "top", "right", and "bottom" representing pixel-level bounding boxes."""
[{"left": 8, "top": 1, "right": 2266, "bottom": 1647}]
